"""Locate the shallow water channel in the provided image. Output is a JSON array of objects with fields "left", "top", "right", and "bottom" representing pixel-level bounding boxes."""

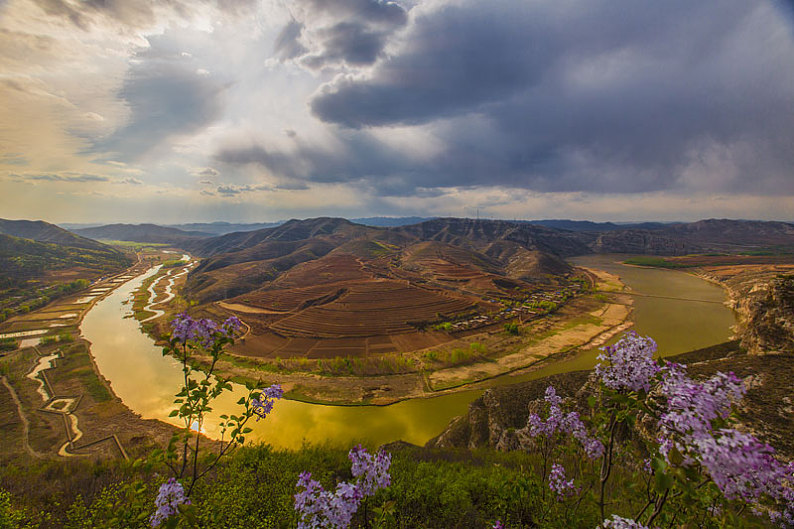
[{"left": 81, "top": 255, "right": 736, "bottom": 449}]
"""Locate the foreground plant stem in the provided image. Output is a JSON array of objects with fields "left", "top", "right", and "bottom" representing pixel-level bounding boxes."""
[{"left": 599, "top": 411, "right": 618, "bottom": 520}]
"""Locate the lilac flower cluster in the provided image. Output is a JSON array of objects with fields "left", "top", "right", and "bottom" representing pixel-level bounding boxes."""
[
  {"left": 349, "top": 444, "right": 392, "bottom": 496},
  {"left": 598, "top": 515, "right": 648, "bottom": 529},
  {"left": 657, "top": 363, "right": 744, "bottom": 438},
  {"left": 692, "top": 429, "right": 783, "bottom": 501},
  {"left": 295, "top": 472, "right": 363, "bottom": 529},
  {"left": 595, "top": 332, "right": 660, "bottom": 392},
  {"left": 150, "top": 478, "right": 190, "bottom": 527},
  {"left": 548, "top": 463, "right": 578, "bottom": 500},
  {"left": 170, "top": 313, "right": 242, "bottom": 347},
  {"left": 295, "top": 446, "right": 392, "bottom": 529},
  {"left": 527, "top": 386, "right": 605, "bottom": 459},
  {"left": 492, "top": 521, "right": 504, "bottom": 529},
  {"left": 649, "top": 357, "right": 794, "bottom": 522},
  {"left": 251, "top": 384, "right": 284, "bottom": 421}
]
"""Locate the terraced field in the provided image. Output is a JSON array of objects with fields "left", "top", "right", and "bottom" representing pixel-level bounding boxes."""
[{"left": 271, "top": 281, "right": 475, "bottom": 338}]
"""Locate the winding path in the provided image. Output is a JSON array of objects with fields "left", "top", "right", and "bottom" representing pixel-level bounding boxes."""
[{"left": 0, "top": 375, "right": 42, "bottom": 458}]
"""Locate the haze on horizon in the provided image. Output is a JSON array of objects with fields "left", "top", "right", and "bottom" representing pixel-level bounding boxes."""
[{"left": 1, "top": 0, "right": 793, "bottom": 225}]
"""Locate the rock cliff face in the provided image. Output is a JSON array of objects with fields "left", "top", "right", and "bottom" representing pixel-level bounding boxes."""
[
  {"left": 588, "top": 230, "right": 699, "bottom": 255},
  {"left": 741, "top": 275, "right": 794, "bottom": 354},
  {"left": 426, "top": 371, "right": 591, "bottom": 450}
]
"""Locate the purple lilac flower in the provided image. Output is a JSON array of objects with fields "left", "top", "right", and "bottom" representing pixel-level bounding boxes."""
[
  {"left": 349, "top": 445, "right": 392, "bottom": 496},
  {"left": 595, "top": 332, "right": 660, "bottom": 392},
  {"left": 526, "top": 386, "right": 604, "bottom": 459},
  {"left": 653, "top": 361, "right": 794, "bottom": 518},
  {"left": 222, "top": 315, "right": 243, "bottom": 335},
  {"left": 658, "top": 364, "right": 745, "bottom": 439},
  {"left": 294, "top": 471, "right": 363, "bottom": 529},
  {"left": 692, "top": 428, "right": 783, "bottom": 502},
  {"left": 598, "top": 515, "right": 649, "bottom": 528},
  {"left": 170, "top": 313, "right": 220, "bottom": 348},
  {"left": 548, "top": 463, "right": 578, "bottom": 500},
  {"left": 251, "top": 384, "right": 283, "bottom": 421},
  {"left": 150, "top": 478, "right": 190, "bottom": 527},
  {"left": 493, "top": 521, "right": 504, "bottom": 529}
]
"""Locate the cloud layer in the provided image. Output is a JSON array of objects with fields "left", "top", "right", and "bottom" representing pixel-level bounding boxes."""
[{"left": 0, "top": 0, "right": 793, "bottom": 223}]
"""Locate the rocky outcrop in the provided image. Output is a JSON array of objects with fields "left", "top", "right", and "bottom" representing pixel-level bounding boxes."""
[
  {"left": 588, "top": 230, "right": 699, "bottom": 256},
  {"left": 741, "top": 275, "right": 794, "bottom": 354},
  {"left": 426, "top": 370, "right": 591, "bottom": 450}
]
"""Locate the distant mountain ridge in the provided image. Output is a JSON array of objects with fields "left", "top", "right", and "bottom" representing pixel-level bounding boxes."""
[
  {"left": 526, "top": 219, "right": 671, "bottom": 232},
  {"left": 0, "top": 218, "right": 113, "bottom": 251},
  {"left": 72, "top": 223, "right": 211, "bottom": 244}
]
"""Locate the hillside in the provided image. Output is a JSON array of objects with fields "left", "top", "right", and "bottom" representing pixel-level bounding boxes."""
[
  {"left": 658, "top": 218, "right": 794, "bottom": 250},
  {"left": 0, "top": 228, "right": 131, "bottom": 320},
  {"left": 72, "top": 223, "right": 211, "bottom": 244},
  {"left": 0, "top": 218, "right": 112, "bottom": 251},
  {"left": 184, "top": 216, "right": 794, "bottom": 306}
]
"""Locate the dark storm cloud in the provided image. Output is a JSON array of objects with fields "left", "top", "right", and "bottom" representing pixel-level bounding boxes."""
[
  {"left": 297, "top": 0, "right": 794, "bottom": 194},
  {"left": 93, "top": 34, "right": 227, "bottom": 160},
  {"left": 216, "top": 133, "right": 426, "bottom": 195},
  {"left": 276, "top": 0, "right": 407, "bottom": 69}
]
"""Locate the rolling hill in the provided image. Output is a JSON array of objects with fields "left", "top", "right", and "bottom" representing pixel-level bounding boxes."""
[
  {"left": 0, "top": 218, "right": 113, "bottom": 251},
  {"left": 72, "top": 223, "right": 211, "bottom": 245}
]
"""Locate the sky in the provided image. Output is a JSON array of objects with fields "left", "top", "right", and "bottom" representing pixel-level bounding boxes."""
[{"left": 1, "top": 0, "right": 793, "bottom": 224}]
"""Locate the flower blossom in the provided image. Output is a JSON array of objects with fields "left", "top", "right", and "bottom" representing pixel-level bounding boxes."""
[
  {"left": 595, "top": 332, "right": 659, "bottom": 392},
  {"left": 598, "top": 515, "right": 649, "bottom": 528},
  {"left": 657, "top": 364, "right": 744, "bottom": 439},
  {"left": 692, "top": 428, "right": 784, "bottom": 502},
  {"left": 294, "top": 472, "right": 362, "bottom": 529},
  {"left": 548, "top": 463, "right": 578, "bottom": 500},
  {"left": 349, "top": 445, "right": 392, "bottom": 496},
  {"left": 251, "top": 384, "right": 283, "bottom": 421},
  {"left": 526, "top": 386, "right": 604, "bottom": 459},
  {"left": 295, "top": 446, "right": 392, "bottom": 528},
  {"left": 492, "top": 521, "right": 504, "bottom": 529},
  {"left": 170, "top": 313, "right": 242, "bottom": 347},
  {"left": 150, "top": 478, "right": 190, "bottom": 527}
]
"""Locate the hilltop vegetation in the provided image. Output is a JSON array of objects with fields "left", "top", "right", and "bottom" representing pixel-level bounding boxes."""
[{"left": 0, "top": 219, "right": 131, "bottom": 323}]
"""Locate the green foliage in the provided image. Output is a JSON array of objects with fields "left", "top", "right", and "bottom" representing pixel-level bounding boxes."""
[
  {"left": 623, "top": 257, "right": 692, "bottom": 269},
  {"left": 0, "top": 489, "right": 39, "bottom": 529},
  {"left": 503, "top": 322, "right": 520, "bottom": 335},
  {"left": 0, "top": 337, "right": 18, "bottom": 352}
]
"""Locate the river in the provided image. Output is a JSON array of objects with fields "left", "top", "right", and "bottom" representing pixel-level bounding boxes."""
[{"left": 81, "top": 255, "right": 735, "bottom": 450}]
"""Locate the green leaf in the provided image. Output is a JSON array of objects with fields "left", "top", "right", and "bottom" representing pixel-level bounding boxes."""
[
  {"left": 654, "top": 470, "right": 673, "bottom": 493},
  {"left": 651, "top": 456, "right": 667, "bottom": 474},
  {"left": 168, "top": 410, "right": 179, "bottom": 417},
  {"left": 669, "top": 446, "right": 684, "bottom": 466}
]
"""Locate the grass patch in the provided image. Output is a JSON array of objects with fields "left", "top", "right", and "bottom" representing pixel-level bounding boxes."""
[{"left": 623, "top": 256, "right": 694, "bottom": 269}]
